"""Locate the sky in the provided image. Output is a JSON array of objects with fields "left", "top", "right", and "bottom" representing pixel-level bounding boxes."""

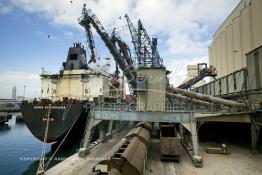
[{"left": 0, "top": 0, "right": 240, "bottom": 99}]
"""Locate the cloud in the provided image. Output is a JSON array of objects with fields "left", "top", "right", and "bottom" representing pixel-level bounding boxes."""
[
  {"left": 64, "top": 31, "right": 74, "bottom": 39},
  {"left": 8, "top": 0, "right": 240, "bottom": 54},
  {"left": 0, "top": 2, "right": 13, "bottom": 14},
  {"left": 4, "top": 0, "right": 240, "bottom": 87},
  {"left": 0, "top": 71, "right": 40, "bottom": 99},
  {"left": 167, "top": 56, "right": 208, "bottom": 86}
]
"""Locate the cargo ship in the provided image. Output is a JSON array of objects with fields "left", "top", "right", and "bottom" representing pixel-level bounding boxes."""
[{"left": 21, "top": 43, "right": 122, "bottom": 143}]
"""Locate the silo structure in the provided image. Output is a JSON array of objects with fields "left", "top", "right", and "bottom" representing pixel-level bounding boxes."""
[{"left": 209, "top": 0, "right": 262, "bottom": 77}]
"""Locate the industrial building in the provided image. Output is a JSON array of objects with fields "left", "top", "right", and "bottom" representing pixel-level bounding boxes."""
[
  {"left": 209, "top": 0, "right": 262, "bottom": 77},
  {"left": 196, "top": 0, "right": 262, "bottom": 100},
  {"left": 11, "top": 86, "right": 16, "bottom": 99}
]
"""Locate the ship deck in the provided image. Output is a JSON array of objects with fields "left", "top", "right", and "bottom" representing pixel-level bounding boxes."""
[{"left": 46, "top": 127, "right": 262, "bottom": 175}]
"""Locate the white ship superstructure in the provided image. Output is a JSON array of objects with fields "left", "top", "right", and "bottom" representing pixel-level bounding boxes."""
[{"left": 40, "top": 43, "right": 122, "bottom": 101}]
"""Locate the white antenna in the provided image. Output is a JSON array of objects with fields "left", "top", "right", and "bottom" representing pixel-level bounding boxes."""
[
  {"left": 41, "top": 67, "right": 45, "bottom": 75},
  {"left": 102, "top": 57, "right": 111, "bottom": 73}
]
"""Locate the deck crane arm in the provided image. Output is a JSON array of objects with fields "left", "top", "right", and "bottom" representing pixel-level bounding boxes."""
[{"left": 78, "top": 4, "right": 136, "bottom": 89}]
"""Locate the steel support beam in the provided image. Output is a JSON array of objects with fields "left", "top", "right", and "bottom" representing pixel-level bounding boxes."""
[
  {"left": 107, "top": 120, "right": 113, "bottom": 135},
  {"left": 104, "top": 120, "right": 114, "bottom": 140},
  {"left": 94, "top": 109, "right": 202, "bottom": 167},
  {"left": 179, "top": 123, "right": 184, "bottom": 143},
  {"left": 99, "top": 123, "right": 106, "bottom": 139},
  {"left": 82, "top": 116, "right": 95, "bottom": 148},
  {"left": 114, "top": 120, "right": 120, "bottom": 130},
  {"left": 196, "top": 113, "right": 251, "bottom": 123},
  {"left": 93, "top": 110, "right": 191, "bottom": 123},
  {"left": 180, "top": 113, "right": 203, "bottom": 167},
  {"left": 78, "top": 114, "right": 96, "bottom": 157},
  {"left": 190, "top": 113, "right": 203, "bottom": 167},
  {"left": 251, "top": 116, "right": 261, "bottom": 154}
]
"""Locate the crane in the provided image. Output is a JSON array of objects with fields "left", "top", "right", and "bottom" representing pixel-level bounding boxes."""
[
  {"left": 110, "top": 28, "right": 135, "bottom": 74},
  {"left": 84, "top": 22, "right": 96, "bottom": 64},
  {"left": 124, "top": 14, "right": 163, "bottom": 68},
  {"left": 78, "top": 4, "right": 136, "bottom": 89},
  {"left": 177, "top": 63, "right": 217, "bottom": 89}
]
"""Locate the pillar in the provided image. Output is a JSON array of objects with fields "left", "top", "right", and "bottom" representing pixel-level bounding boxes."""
[
  {"left": 190, "top": 113, "right": 203, "bottom": 167},
  {"left": 99, "top": 124, "right": 106, "bottom": 139},
  {"left": 78, "top": 114, "right": 94, "bottom": 157},
  {"left": 251, "top": 116, "right": 261, "bottom": 154}
]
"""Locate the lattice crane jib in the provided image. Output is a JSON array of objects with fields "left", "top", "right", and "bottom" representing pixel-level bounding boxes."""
[
  {"left": 124, "top": 14, "right": 140, "bottom": 64},
  {"left": 125, "top": 14, "right": 164, "bottom": 68}
]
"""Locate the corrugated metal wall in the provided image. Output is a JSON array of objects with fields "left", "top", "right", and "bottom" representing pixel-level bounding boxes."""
[
  {"left": 209, "top": 0, "right": 262, "bottom": 78},
  {"left": 195, "top": 45, "right": 262, "bottom": 103},
  {"left": 246, "top": 46, "right": 262, "bottom": 90},
  {"left": 136, "top": 68, "right": 166, "bottom": 112}
]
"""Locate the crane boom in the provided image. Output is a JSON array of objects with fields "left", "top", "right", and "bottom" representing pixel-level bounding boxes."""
[
  {"left": 78, "top": 4, "right": 136, "bottom": 89},
  {"left": 124, "top": 14, "right": 140, "bottom": 65},
  {"left": 84, "top": 22, "right": 96, "bottom": 64},
  {"left": 111, "top": 29, "right": 135, "bottom": 73},
  {"left": 125, "top": 14, "right": 163, "bottom": 68}
]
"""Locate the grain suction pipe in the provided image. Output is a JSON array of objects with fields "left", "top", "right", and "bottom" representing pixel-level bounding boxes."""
[{"left": 169, "top": 87, "right": 246, "bottom": 108}]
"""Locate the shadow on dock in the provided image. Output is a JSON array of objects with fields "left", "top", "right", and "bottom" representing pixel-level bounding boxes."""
[{"left": 199, "top": 122, "right": 262, "bottom": 153}]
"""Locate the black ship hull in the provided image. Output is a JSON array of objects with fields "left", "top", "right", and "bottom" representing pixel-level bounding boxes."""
[{"left": 21, "top": 101, "right": 89, "bottom": 143}]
